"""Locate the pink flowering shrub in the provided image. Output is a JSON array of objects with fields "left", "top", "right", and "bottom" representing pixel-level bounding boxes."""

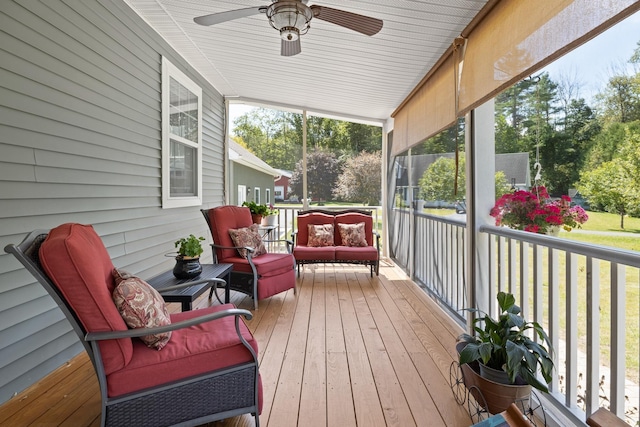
[{"left": 490, "top": 186, "right": 588, "bottom": 234}]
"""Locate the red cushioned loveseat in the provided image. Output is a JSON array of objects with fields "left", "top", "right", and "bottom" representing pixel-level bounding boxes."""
[{"left": 292, "top": 209, "right": 380, "bottom": 277}]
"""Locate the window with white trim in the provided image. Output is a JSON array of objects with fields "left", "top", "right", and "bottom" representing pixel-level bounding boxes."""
[
  {"left": 266, "top": 188, "right": 271, "bottom": 205},
  {"left": 254, "top": 188, "right": 261, "bottom": 204},
  {"left": 161, "top": 57, "right": 202, "bottom": 208}
]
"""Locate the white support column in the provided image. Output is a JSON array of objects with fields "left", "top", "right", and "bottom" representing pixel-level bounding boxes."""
[
  {"left": 465, "top": 99, "right": 495, "bottom": 329},
  {"left": 381, "top": 120, "right": 390, "bottom": 258},
  {"left": 408, "top": 147, "right": 415, "bottom": 279},
  {"left": 224, "top": 98, "right": 231, "bottom": 205},
  {"left": 302, "top": 110, "right": 308, "bottom": 210}
]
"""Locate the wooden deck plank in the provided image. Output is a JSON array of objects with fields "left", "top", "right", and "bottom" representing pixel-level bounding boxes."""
[
  {"left": 370, "top": 273, "right": 472, "bottom": 426},
  {"left": 297, "top": 271, "right": 328, "bottom": 427},
  {"left": 347, "top": 270, "right": 417, "bottom": 427},
  {"left": 0, "top": 263, "right": 471, "bottom": 427},
  {"left": 252, "top": 288, "right": 298, "bottom": 425},
  {"left": 267, "top": 269, "right": 313, "bottom": 427},
  {"left": 336, "top": 267, "right": 388, "bottom": 426},
  {"left": 324, "top": 268, "right": 356, "bottom": 427}
]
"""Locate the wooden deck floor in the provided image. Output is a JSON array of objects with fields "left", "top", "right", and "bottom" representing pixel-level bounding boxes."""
[{"left": 0, "top": 261, "right": 472, "bottom": 427}]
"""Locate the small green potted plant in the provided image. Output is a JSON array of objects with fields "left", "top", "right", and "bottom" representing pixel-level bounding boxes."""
[
  {"left": 172, "top": 234, "right": 205, "bottom": 279},
  {"left": 261, "top": 204, "right": 279, "bottom": 226},
  {"left": 242, "top": 201, "right": 268, "bottom": 223},
  {"left": 458, "top": 292, "right": 554, "bottom": 392}
]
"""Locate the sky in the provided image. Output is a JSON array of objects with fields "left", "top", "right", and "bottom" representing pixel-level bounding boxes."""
[
  {"left": 229, "top": 11, "right": 640, "bottom": 126},
  {"left": 541, "top": 10, "right": 640, "bottom": 103}
]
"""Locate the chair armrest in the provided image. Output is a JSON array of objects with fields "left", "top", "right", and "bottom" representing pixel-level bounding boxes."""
[
  {"left": 155, "top": 277, "right": 226, "bottom": 293},
  {"left": 291, "top": 231, "right": 298, "bottom": 247},
  {"left": 85, "top": 308, "right": 253, "bottom": 341},
  {"left": 373, "top": 231, "right": 381, "bottom": 251},
  {"left": 211, "top": 243, "right": 254, "bottom": 253}
]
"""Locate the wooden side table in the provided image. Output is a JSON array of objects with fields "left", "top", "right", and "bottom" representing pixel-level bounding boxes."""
[{"left": 146, "top": 263, "right": 233, "bottom": 311}]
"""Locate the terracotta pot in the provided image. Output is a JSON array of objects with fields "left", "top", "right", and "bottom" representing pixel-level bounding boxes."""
[{"left": 251, "top": 214, "right": 262, "bottom": 224}]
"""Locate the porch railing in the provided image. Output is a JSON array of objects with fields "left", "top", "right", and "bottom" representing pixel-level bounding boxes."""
[{"left": 402, "top": 211, "right": 640, "bottom": 425}]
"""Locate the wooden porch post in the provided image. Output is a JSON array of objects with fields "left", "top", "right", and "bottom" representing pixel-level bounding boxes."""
[{"left": 465, "top": 98, "right": 494, "bottom": 329}]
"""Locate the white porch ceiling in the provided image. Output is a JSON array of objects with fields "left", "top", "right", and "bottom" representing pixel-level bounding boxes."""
[{"left": 125, "top": 0, "right": 489, "bottom": 123}]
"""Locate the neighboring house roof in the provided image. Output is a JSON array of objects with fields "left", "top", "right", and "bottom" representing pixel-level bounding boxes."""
[
  {"left": 275, "top": 169, "right": 292, "bottom": 179},
  {"left": 495, "top": 153, "right": 531, "bottom": 187},
  {"left": 395, "top": 152, "right": 530, "bottom": 187},
  {"left": 229, "top": 140, "right": 280, "bottom": 177}
]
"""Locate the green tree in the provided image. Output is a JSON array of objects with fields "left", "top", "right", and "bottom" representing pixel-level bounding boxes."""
[
  {"left": 233, "top": 108, "right": 301, "bottom": 170},
  {"left": 578, "top": 161, "right": 634, "bottom": 228},
  {"left": 418, "top": 156, "right": 466, "bottom": 202},
  {"left": 595, "top": 73, "right": 640, "bottom": 123},
  {"left": 416, "top": 119, "right": 465, "bottom": 154},
  {"left": 333, "top": 151, "right": 381, "bottom": 205},
  {"left": 495, "top": 171, "right": 512, "bottom": 199},
  {"left": 290, "top": 150, "right": 341, "bottom": 201}
]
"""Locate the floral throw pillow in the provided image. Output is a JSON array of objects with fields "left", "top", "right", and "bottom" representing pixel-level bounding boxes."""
[
  {"left": 338, "top": 222, "right": 368, "bottom": 247},
  {"left": 112, "top": 268, "right": 172, "bottom": 350},
  {"left": 307, "top": 224, "right": 334, "bottom": 247},
  {"left": 228, "top": 224, "right": 267, "bottom": 258}
]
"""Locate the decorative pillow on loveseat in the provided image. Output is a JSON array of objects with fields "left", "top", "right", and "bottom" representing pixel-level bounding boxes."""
[
  {"left": 338, "top": 222, "right": 368, "bottom": 247},
  {"left": 308, "top": 224, "right": 334, "bottom": 247},
  {"left": 112, "top": 268, "right": 172, "bottom": 350},
  {"left": 228, "top": 224, "right": 267, "bottom": 258}
]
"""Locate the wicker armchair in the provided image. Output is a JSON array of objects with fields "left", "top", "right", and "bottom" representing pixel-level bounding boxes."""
[{"left": 4, "top": 224, "right": 262, "bottom": 427}]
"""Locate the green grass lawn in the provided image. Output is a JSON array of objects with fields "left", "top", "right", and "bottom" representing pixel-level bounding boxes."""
[{"left": 577, "top": 210, "right": 640, "bottom": 233}]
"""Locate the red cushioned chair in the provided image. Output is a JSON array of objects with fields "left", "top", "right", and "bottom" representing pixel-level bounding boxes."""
[
  {"left": 201, "top": 206, "right": 296, "bottom": 310},
  {"left": 4, "top": 223, "right": 262, "bottom": 427}
]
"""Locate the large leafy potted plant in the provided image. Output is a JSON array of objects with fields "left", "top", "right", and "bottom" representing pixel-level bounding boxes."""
[
  {"left": 457, "top": 292, "right": 554, "bottom": 413},
  {"left": 172, "top": 234, "right": 205, "bottom": 279}
]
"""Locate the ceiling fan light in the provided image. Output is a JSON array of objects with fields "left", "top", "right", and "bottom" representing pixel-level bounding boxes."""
[
  {"left": 266, "top": 2, "right": 312, "bottom": 36},
  {"left": 280, "top": 27, "right": 300, "bottom": 41}
]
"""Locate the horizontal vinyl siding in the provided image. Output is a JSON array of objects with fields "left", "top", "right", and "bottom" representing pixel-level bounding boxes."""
[{"left": 0, "top": 0, "right": 225, "bottom": 403}]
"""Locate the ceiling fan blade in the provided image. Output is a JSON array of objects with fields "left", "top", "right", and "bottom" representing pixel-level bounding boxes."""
[
  {"left": 194, "top": 6, "right": 263, "bottom": 26},
  {"left": 310, "top": 5, "right": 383, "bottom": 36},
  {"left": 281, "top": 38, "right": 301, "bottom": 56}
]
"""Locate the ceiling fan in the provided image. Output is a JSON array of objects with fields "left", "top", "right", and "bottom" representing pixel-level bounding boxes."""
[{"left": 193, "top": 0, "right": 383, "bottom": 56}]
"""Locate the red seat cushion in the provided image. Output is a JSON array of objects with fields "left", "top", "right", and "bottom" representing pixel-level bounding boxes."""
[
  {"left": 107, "top": 304, "right": 260, "bottom": 401},
  {"left": 228, "top": 253, "right": 295, "bottom": 276},
  {"left": 39, "top": 223, "right": 132, "bottom": 374},
  {"left": 293, "top": 246, "right": 336, "bottom": 261},
  {"left": 335, "top": 245, "right": 379, "bottom": 261}
]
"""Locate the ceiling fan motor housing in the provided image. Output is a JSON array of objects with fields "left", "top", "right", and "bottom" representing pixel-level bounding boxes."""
[{"left": 266, "top": 1, "right": 313, "bottom": 40}]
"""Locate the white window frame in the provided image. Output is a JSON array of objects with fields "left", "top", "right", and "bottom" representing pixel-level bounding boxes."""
[
  {"left": 254, "top": 188, "right": 261, "bottom": 204},
  {"left": 265, "top": 188, "right": 271, "bottom": 205},
  {"left": 161, "top": 57, "right": 203, "bottom": 208}
]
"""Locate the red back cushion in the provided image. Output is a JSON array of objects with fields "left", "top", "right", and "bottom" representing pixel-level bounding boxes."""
[
  {"left": 39, "top": 223, "right": 132, "bottom": 373},
  {"left": 208, "top": 206, "right": 253, "bottom": 261},
  {"left": 334, "top": 213, "right": 373, "bottom": 246},
  {"left": 296, "top": 212, "right": 334, "bottom": 246}
]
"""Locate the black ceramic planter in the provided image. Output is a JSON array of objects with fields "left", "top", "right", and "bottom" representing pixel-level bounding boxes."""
[{"left": 173, "top": 256, "right": 202, "bottom": 279}]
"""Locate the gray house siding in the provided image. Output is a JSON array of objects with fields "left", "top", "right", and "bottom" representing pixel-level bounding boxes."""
[
  {"left": 230, "top": 162, "right": 276, "bottom": 207},
  {"left": 0, "top": 0, "right": 225, "bottom": 404}
]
